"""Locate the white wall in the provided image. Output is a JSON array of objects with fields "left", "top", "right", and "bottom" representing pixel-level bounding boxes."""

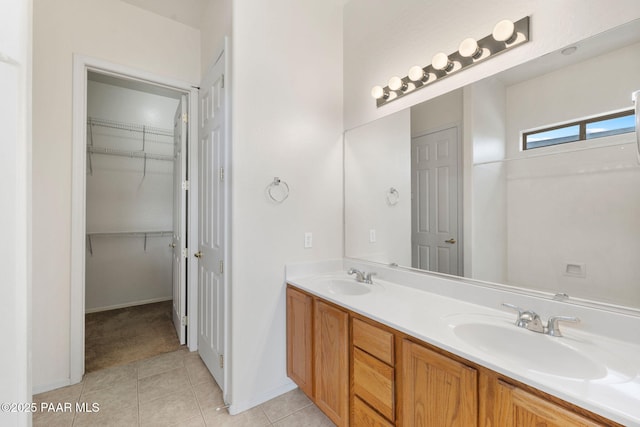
[
  {"left": 32, "top": 0, "right": 199, "bottom": 392},
  {"left": 200, "top": 0, "right": 231, "bottom": 73},
  {"left": 0, "top": 0, "right": 31, "bottom": 425},
  {"left": 230, "top": 0, "right": 344, "bottom": 412},
  {"left": 344, "top": 0, "right": 640, "bottom": 130},
  {"left": 345, "top": 109, "right": 411, "bottom": 266},
  {"left": 501, "top": 42, "right": 640, "bottom": 305},
  {"left": 467, "top": 78, "right": 508, "bottom": 283},
  {"left": 410, "top": 89, "right": 463, "bottom": 138},
  {"left": 85, "top": 80, "right": 178, "bottom": 311}
]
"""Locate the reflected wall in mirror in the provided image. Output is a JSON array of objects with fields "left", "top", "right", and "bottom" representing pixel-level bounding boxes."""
[{"left": 344, "top": 19, "right": 640, "bottom": 310}]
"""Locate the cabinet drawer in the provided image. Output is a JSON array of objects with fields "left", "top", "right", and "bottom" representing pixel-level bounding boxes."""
[
  {"left": 353, "top": 318, "right": 394, "bottom": 365},
  {"left": 353, "top": 347, "right": 395, "bottom": 421},
  {"left": 353, "top": 396, "right": 394, "bottom": 427}
]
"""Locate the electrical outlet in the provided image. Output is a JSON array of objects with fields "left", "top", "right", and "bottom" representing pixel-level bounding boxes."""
[
  {"left": 304, "top": 232, "right": 313, "bottom": 248},
  {"left": 369, "top": 229, "right": 376, "bottom": 243}
]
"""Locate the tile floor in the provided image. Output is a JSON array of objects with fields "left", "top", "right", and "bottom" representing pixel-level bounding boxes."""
[{"left": 33, "top": 348, "right": 335, "bottom": 426}]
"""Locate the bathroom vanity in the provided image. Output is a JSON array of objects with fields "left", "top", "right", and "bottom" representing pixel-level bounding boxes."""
[{"left": 285, "top": 262, "right": 640, "bottom": 427}]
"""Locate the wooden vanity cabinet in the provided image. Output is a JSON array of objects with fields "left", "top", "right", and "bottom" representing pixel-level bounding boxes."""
[
  {"left": 402, "top": 339, "right": 478, "bottom": 427},
  {"left": 286, "top": 286, "right": 350, "bottom": 427},
  {"left": 286, "top": 284, "right": 620, "bottom": 427},
  {"left": 314, "top": 299, "right": 350, "bottom": 426},
  {"left": 485, "top": 377, "right": 609, "bottom": 427},
  {"left": 352, "top": 318, "right": 396, "bottom": 425},
  {"left": 286, "top": 287, "right": 313, "bottom": 397}
]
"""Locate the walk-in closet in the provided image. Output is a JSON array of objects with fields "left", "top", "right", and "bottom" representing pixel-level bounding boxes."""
[{"left": 84, "top": 71, "right": 184, "bottom": 372}]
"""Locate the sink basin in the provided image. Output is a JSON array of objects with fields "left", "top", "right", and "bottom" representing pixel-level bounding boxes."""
[
  {"left": 327, "top": 279, "right": 372, "bottom": 295},
  {"left": 451, "top": 319, "right": 608, "bottom": 380}
]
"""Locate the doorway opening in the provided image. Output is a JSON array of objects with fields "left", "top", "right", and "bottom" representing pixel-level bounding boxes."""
[
  {"left": 71, "top": 55, "right": 200, "bottom": 383},
  {"left": 83, "top": 71, "right": 187, "bottom": 372}
]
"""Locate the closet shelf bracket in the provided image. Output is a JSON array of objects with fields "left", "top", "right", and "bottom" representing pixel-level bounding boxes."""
[{"left": 86, "top": 230, "right": 173, "bottom": 256}]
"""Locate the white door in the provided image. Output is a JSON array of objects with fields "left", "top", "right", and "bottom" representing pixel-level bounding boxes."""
[
  {"left": 411, "top": 127, "right": 460, "bottom": 274},
  {"left": 197, "top": 53, "right": 226, "bottom": 390},
  {"left": 172, "top": 95, "right": 188, "bottom": 344}
]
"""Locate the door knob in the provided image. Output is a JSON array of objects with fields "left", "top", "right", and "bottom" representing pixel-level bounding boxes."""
[
  {"left": 169, "top": 243, "right": 176, "bottom": 248},
  {"left": 445, "top": 238, "right": 456, "bottom": 244},
  {"left": 194, "top": 251, "right": 203, "bottom": 258}
]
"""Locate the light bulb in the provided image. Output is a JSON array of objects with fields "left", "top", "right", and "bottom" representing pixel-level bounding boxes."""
[
  {"left": 459, "top": 38, "right": 481, "bottom": 58},
  {"left": 492, "top": 19, "right": 516, "bottom": 43},
  {"left": 408, "top": 66, "right": 427, "bottom": 82},
  {"left": 388, "top": 76, "right": 406, "bottom": 91},
  {"left": 371, "top": 85, "right": 386, "bottom": 99},
  {"left": 431, "top": 52, "right": 452, "bottom": 72}
]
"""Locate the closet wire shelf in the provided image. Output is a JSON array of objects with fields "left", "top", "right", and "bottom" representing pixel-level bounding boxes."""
[
  {"left": 86, "top": 230, "right": 173, "bottom": 256},
  {"left": 86, "top": 117, "right": 176, "bottom": 176},
  {"left": 87, "top": 117, "right": 174, "bottom": 139}
]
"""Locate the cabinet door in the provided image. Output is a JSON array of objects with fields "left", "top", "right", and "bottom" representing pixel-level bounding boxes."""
[
  {"left": 402, "top": 339, "right": 477, "bottom": 427},
  {"left": 315, "top": 300, "right": 349, "bottom": 427},
  {"left": 286, "top": 287, "right": 313, "bottom": 397},
  {"left": 495, "top": 380, "right": 602, "bottom": 427}
]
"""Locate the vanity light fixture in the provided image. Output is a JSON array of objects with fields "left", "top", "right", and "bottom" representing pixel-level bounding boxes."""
[
  {"left": 459, "top": 38, "right": 483, "bottom": 59},
  {"left": 371, "top": 85, "right": 389, "bottom": 100},
  {"left": 492, "top": 19, "right": 517, "bottom": 43},
  {"left": 431, "top": 52, "right": 454, "bottom": 72},
  {"left": 371, "top": 16, "right": 530, "bottom": 107},
  {"left": 388, "top": 76, "right": 408, "bottom": 92},
  {"left": 408, "top": 65, "right": 428, "bottom": 83}
]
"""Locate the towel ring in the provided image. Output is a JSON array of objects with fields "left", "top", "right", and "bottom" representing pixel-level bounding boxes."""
[
  {"left": 386, "top": 187, "right": 399, "bottom": 206},
  {"left": 267, "top": 177, "right": 289, "bottom": 203}
]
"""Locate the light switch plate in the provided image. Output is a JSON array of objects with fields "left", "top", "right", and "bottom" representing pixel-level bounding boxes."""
[{"left": 304, "top": 232, "right": 312, "bottom": 248}]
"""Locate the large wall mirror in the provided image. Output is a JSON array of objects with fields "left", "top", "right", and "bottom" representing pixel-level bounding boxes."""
[{"left": 345, "top": 19, "right": 640, "bottom": 312}]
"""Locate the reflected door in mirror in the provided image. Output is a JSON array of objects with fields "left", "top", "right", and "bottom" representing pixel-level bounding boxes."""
[{"left": 411, "top": 126, "right": 460, "bottom": 274}]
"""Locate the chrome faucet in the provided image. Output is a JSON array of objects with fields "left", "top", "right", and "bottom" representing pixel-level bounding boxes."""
[
  {"left": 545, "top": 316, "right": 580, "bottom": 337},
  {"left": 502, "top": 303, "right": 579, "bottom": 337},
  {"left": 348, "top": 268, "right": 376, "bottom": 284}
]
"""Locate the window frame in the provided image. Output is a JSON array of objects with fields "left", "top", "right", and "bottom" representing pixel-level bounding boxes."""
[{"left": 522, "top": 109, "right": 634, "bottom": 151}]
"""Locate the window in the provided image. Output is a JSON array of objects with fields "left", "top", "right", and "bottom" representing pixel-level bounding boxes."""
[{"left": 523, "top": 109, "right": 635, "bottom": 150}]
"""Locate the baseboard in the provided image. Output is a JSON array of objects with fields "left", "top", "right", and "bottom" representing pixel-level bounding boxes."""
[
  {"left": 32, "top": 378, "right": 73, "bottom": 395},
  {"left": 228, "top": 379, "right": 297, "bottom": 415},
  {"left": 85, "top": 296, "right": 172, "bottom": 313}
]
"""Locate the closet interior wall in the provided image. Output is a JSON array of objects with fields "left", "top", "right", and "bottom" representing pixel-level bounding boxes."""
[{"left": 86, "top": 75, "right": 180, "bottom": 312}]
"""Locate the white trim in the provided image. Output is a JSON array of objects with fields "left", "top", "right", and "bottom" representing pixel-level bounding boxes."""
[
  {"left": 187, "top": 85, "right": 199, "bottom": 352},
  {"left": 84, "top": 296, "right": 173, "bottom": 314},
  {"left": 228, "top": 380, "right": 296, "bottom": 416},
  {"left": 32, "top": 378, "right": 73, "bottom": 396},
  {"left": 71, "top": 54, "right": 199, "bottom": 385},
  {"left": 222, "top": 35, "right": 233, "bottom": 411}
]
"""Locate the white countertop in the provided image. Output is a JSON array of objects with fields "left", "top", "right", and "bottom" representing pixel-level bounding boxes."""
[{"left": 286, "top": 262, "right": 640, "bottom": 426}]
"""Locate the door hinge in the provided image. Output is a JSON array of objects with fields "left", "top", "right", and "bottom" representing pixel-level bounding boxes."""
[
  {"left": 182, "top": 113, "right": 188, "bottom": 123},
  {"left": 221, "top": 74, "right": 224, "bottom": 89},
  {"left": 219, "top": 260, "right": 224, "bottom": 274},
  {"left": 181, "top": 315, "right": 188, "bottom": 326},
  {"left": 219, "top": 354, "right": 224, "bottom": 368},
  {"left": 182, "top": 248, "right": 189, "bottom": 258},
  {"left": 182, "top": 180, "right": 190, "bottom": 191},
  {"left": 219, "top": 167, "right": 224, "bottom": 182}
]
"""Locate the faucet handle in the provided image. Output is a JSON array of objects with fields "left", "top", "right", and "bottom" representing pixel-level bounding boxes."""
[
  {"left": 546, "top": 316, "right": 580, "bottom": 337},
  {"left": 502, "top": 303, "right": 542, "bottom": 330},
  {"left": 364, "top": 272, "right": 376, "bottom": 284}
]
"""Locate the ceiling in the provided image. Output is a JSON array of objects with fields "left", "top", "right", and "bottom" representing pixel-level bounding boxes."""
[{"left": 121, "top": 0, "right": 209, "bottom": 30}]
